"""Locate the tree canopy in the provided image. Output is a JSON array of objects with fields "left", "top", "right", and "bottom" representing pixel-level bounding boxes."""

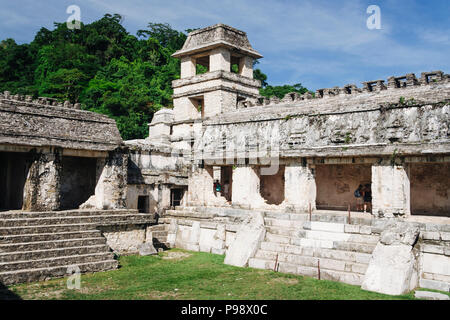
[{"left": 0, "top": 14, "right": 311, "bottom": 140}]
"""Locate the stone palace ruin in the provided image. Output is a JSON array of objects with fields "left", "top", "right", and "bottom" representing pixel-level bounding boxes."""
[{"left": 0, "top": 24, "right": 449, "bottom": 296}]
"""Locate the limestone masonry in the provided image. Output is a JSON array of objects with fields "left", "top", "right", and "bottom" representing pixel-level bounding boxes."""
[{"left": 0, "top": 24, "right": 449, "bottom": 296}]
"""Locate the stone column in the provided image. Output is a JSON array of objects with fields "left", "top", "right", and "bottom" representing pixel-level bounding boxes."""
[
  {"left": 231, "top": 166, "right": 266, "bottom": 209},
  {"left": 81, "top": 150, "right": 128, "bottom": 210},
  {"left": 23, "top": 150, "right": 62, "bottom": 211},
  {"left": 283, "top": 161, "right": 317, "bottom": 211},
  {"left": 372, "top": 162, "right": 410, "bottom": 218}
]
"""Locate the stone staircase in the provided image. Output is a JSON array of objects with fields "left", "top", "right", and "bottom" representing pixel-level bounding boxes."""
[
  {"left": 0, "top": 209, "right": 155, "bottom": 285},
  {"left": 248, "top": 212, "right": 380, "bottom": 286},
  {"left": 147, "top": 224, "right": 170, "bottom": 250}
]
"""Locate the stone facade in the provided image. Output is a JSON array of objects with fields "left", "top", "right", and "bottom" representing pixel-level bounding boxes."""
[{"left": 126, "top": 24, "right": 450, "bottom": 296}]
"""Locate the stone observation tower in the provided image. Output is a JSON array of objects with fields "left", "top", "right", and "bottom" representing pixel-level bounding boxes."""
[{"left": 171, "top": 24, "right": 263, "bottom": 120}]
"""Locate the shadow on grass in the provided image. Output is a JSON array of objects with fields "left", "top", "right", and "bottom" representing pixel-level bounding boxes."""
[{"left": 0, "top": 282, "right": 22, "bottom": 300}]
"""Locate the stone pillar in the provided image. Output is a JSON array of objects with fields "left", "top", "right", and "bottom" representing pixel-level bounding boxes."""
[
  {"left": 283, "top": 161, "right": 317, "bottom": 211},
  {"left": 239, "top": 56, "right": 254, "bottom": 78},
  {"left": 231, "top": 166, "right": 266, "bottom": 209},
  {"left": 81, "top": 150, "right": 128, "bottom": 210},
  {"left": 372, "top": 162, "right": 410, "bottom": 218},
  {"left": 180, "top": 56, "right": 196, "bottom": 78},
  {"left": 23, "top": 150, "right": 62, "bottom": 211},
  {"left": 209, "top": 47, "right": 231, "bottom": 72}
]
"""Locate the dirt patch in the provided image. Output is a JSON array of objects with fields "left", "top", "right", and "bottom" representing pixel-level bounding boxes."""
[{"left": 161, "top": 251, "right": 192, "bottom": 260}]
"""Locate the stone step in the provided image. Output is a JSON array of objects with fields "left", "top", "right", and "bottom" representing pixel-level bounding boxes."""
[
  {"left": 419, "top": 278, "right": 450, "bottom": 292},
  {"left": 0, "top": 209, "right": 140, "bottom": 219},
  {"left": 0, "top": 259, "right": 118, "bottom": 286},
  {"left": 0, "top": 214, "right": 154, "bottom": 227},
  {"left": 265, "top": 232, "right": 376, "bottom": 254},
  {"left": 0, "top": 230, "right": 102, "bottom": 244},
  {"left": 248, "top": 257, "right": 364, "bottom": 286},
  {"left": 264, "top": 218, "right": 306, "bottom": 228},
  {"left": 303, "top": 230, "right": 379, "bottom": 244},
  {"left": 0, "top": 244, "right": 111, "bottom": 263},
  {"left": 266, "top": 230, "right": 379, "bottom": 246},
  {"left": 263, "top": 212, "right": 373, "bottom": 226},
  {"left": 0, "top": 237, "right": 107, "bottom": 253},
  {"left": 265, "top": 226, "right": 305, "bottom": 237},
  {"left": 148, "top": 225, "right": 168, "bottom": 231},
  {"left": 254, "top": 249, "right": 368, "bottom": 274},
  {"left": 0, "top": 251, "right": 114, "bottom": 272},
  {"left": 0, "top": 219, "right": 154, "bottom": 236},
  {"left": 151, "top": 231, "right": 168, "bottom": 238},
  {"left": 259, "top": 242, "right": 372, "bottom": 264},
  {"left": 333, "top": 241, "right": 376, "bottom": 254}
]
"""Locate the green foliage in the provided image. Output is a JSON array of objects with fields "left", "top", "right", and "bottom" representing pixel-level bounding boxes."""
[{"left": 259, "top": 83, "right": 310, "bottom": 99}]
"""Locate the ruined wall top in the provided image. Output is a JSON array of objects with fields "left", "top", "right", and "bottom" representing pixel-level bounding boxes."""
[
  {"left": 0, "top": 92, "right": 123, "bottom": 152},
  {"left": 233, "top": 71, "right": 450, "bottom": 113},
  {"left": 172, "top": 24, "right": 263, "bottom": 59}
]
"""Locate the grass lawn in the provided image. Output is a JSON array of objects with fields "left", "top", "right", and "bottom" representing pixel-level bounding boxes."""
[{"left": 4, "top": 249, "right": 421, "bottom": 300}]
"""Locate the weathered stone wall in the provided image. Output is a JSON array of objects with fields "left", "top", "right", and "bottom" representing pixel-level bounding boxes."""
[
  {"left": 99, "top": 224, "right": 154, "bottom": 254},
  {"left": 196, "top": 82, "right": 450, "bottom": 161},
  {"left": 22, "top": 150, "right": 62, "bottom": 211},
  {"left": 0, "top": 92, "right": 122, "bottom": 152},
  {"left": 81, "top": 150, "right": 128, "bottom": 210}
]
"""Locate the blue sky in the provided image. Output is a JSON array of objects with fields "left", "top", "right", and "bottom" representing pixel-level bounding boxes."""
[{"left": 0, "top": 0, "right": 449, "bottom": 90}]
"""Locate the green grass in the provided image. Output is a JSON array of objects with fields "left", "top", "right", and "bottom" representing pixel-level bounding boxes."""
[{"left": 6, "top": 249, "right": 417, "bottom": 300}]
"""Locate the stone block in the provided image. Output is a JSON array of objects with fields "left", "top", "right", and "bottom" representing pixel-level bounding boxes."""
[
  {"left": 309, "top": 221, "right": 345, "bottom": 233},
  {"left": 419, "top": 278, "right": 450, "bottom": 292},
  {"left": 344, "top": 224, "right": 360, "bottom": 234},
  {"left": 362, "top": 243, "right": 418, "bottom": 295},
  {"left": 422, "top": 253, "right": 450, "bottom": 276},
  {"left": 422, "top": 231, "right": 441, "bottom": 241},
  {"left": 224, "top": 212, "right": 266, "bottom": 267},
  {"left": 421, "top": 244, "right": 444, "bottom": 255},
  {"left": 138, "top": 242, "right": 157, "bottom": 256},
  {"left": 415, "top": 291, "right": 449, "bottom": 300},
  {"left": 360, "top": 226, "right": 372, "bottom": 235},
  {"left": 440, "top": 232, "right": 450, "bottom": 241}
]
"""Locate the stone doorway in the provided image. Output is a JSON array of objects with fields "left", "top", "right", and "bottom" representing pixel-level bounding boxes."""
[
  {"left": 0, "top": 151, "right": 30, "bottom": 210},
  {"left": 60, "top": 156, "right": 97, "bottom": 210},
  {"left": 410, "top": 163, "right": 450, "bottom": 217},
  {"left": 315, "top": 164, "right": 372, "bottom": 212},
  {"left": 259, "top": 165, "right": 285, "bottom": 205}
]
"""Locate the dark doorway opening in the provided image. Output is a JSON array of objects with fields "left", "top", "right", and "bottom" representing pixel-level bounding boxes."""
[
  {"left": 0, "top": 152, "right": 30, "bottom": 210},
  {"left": 170, "top": 188, "right": 184, "bottom": 208},
  {"left": 138, "top": 195, "right": 149, "bottom": 213},
  {"left": 60, "top": 156, "right": 96, "bottom": 210}
]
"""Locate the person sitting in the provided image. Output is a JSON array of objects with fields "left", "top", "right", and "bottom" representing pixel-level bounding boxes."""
[{"left": 363, "top": 184, "right": 372, "bottom": 213}]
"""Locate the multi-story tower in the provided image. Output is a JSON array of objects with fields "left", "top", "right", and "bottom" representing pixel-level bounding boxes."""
[{"left": 172, "top": 24, "right": 262, "bottom": 120}]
